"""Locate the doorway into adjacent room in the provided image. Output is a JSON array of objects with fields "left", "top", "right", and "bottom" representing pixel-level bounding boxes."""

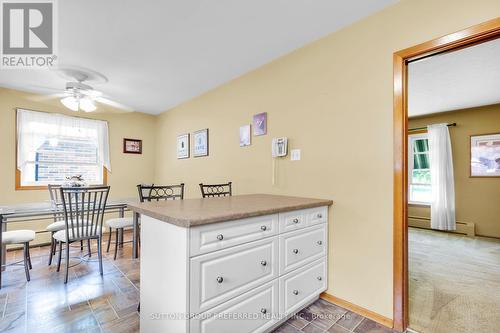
[
  {"left": 406, "top": 38, "right": 500, "bottom": 333},
  {"left": 393, "top": 18, "right": 500, "bottom": 333}
]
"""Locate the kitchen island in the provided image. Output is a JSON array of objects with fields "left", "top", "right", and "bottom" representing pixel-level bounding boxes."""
[{"left": 128, "top": 194, "right": 333, "bottom": 333}]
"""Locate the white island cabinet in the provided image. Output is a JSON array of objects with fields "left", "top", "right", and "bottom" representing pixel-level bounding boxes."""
[{"left": 128, "top": 194, "right": 333, "bottom": 333}]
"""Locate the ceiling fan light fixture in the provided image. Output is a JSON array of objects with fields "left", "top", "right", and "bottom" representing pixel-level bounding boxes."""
[
  {"left": 79, "top": 97, "right": 97, "bottom": 112},
  {"left": 61, "top": 96, "right": 79, "bottom": 111}
]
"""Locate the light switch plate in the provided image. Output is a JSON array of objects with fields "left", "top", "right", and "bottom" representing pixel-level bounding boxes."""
[{"left": 291, "top": 149, "right": 301, "bottom": 161}]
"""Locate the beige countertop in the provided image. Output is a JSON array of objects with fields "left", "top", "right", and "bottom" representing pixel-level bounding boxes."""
[{"left": 127, "top": 194, "right": 333, "bottom": 228}]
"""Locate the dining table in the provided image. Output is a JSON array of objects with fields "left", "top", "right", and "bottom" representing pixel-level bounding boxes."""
[{"left": 0, "top": 197, "right": 140, "bottom": 288}]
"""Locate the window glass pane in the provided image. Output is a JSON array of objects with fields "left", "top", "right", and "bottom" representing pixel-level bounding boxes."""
[
  {"left": 410, "top": 184, "right": 432, "bottom": 203},
  {"left": 413, "top": 139, "right": 429, "bottom": 153},
  {"left": 413, "top": 153, "right": 430, "bottom": 169},
  {"left": 412, "top": 169, "right": 431, "bottom": 184},
  {"left": 20, "top": 137, "right": 102, "bottom": 186}
]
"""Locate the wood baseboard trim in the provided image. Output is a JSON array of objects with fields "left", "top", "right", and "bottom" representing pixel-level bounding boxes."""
[{"left": 320, "top": 293, "right": 393, "bottom": 329}]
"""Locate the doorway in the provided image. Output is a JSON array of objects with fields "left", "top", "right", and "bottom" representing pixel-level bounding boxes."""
[{"left": 392, "top": 18, "right": 500, "bottom": 332}]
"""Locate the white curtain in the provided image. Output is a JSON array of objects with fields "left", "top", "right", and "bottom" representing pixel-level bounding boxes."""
[
  {"left": 16, "top": 109, "right": 111, "bottom": 171},
  {"left": 427, "top": 123, "right": 455, "bottom": 230}
]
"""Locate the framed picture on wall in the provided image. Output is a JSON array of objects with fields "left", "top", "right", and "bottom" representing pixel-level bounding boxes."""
[
  {"left": 123, "top": 138, "right": 142, "bottom": 154},
  {"left": 470, "top": 133, "right": 500, "bottom": 177},
  {"left": 177, "top": 134, "right": 190, "bottom": 159},
  {"left": 193, "top": 129, "right": 209, "bottom": 157},
  {"left": 253, "top": 112, "right": 267, "bottom": 136},
  {"left": 239, "top": 125, "right": 251, "bottom": 147}
]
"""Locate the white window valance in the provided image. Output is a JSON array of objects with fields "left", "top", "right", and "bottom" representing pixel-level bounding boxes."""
[{"left": 16, "top": 109, "right": 111, "bottom": 171}]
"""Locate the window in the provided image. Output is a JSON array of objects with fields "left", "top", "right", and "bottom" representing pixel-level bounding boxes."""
[
  {"left": 409, "top": 133, "right": 431, "bottom": 204},
  {"left": 16, "top": 109, "right": 111, "bottom": 189}
]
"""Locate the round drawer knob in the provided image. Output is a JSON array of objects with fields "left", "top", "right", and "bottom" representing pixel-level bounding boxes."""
[
  {"left": 317, "top": 240, "right": 323, "bottom": 245},
  {"left": 292, "top": 218, "right": 299, "bottom": 224},
  {"left": 216, "top": 276, "right": 224, "bottom": 283},
  {"left": 317, "top": 214, "right": 323, "bottom": 218},
  {"left": 260, "top": 260, "right": 267, "bottom": 266},
  {"left": 292, "top": 249, "right": 299, "bottom": 254},
  {"left": 217, "top": 234, "right": 224, "bottom": 241},
  {"left": 260, "top": 308, "right": 267, "bottom": 314},
  {"left": 261, "top": 225, "right": 267, "bottom": 231},
  {"left": 317, "top": 276, "right": 322, "bottom": 281},
  {"left": 292, "top": 290, "right": 299, "bottom": 295}
]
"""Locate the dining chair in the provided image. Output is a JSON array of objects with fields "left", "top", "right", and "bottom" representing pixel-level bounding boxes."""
[
  {"left": 48, "top": 184, "right": 87, "bottom": 266},
  {"left": 199, "top": 182, "right": 232, "bottom": 197},
  {"left": 1, "top": 230, "right": 35, "bottom": 282},
  {"left": 54, "top": 186, "right": 110, "bottom": 283}
]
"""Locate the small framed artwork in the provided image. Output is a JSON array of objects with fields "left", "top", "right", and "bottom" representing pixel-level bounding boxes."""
[
  {"left": 123, "top": 138, "right": 142, "bottom": 154},
  {"left": 177, "top": 133, "right": 190, "bottom": 159},
  {"left": 193, "top": 129, "right": 209, "bottom": 157},
  {"left": 253, "top": 112, "right": 267, "bottom": 136},
  {"left": 470, "top": 133, "right": 500, "bottom": 177},
  {"left": 239, "top": 125, "right": 251, "bottom": 147}
]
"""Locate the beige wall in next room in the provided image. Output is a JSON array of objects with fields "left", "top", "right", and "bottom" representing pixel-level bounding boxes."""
[
  {"left": 409, "top": 104, "right": 500, "bottom": 238},
  {"left": 153, "top": 0, "right": 500, "bottom": 319}
]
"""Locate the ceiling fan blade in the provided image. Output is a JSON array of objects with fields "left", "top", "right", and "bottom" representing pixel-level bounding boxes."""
[
  {"left": 94, "top": 96, "right": 134, "bottom": 112},
  {"left": 27, "top": 92, "right": 68, "bottom": 102}
]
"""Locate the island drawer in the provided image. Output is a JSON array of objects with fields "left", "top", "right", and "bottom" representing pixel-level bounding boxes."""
[
  {"left": 190, "top": 237, "right": 279, "bottom": 314},
  {"left": 279, "top": 258, "right": 326, "bottom": 316},
  {"left": 279, "top": 224, "right": 326, "bottom": 275},
  {"left": 305, "top": 206, "right": 328, "bottom": 226},
  {"left": 190, "top": 214, "right": 279, "bottom": 257},
  {"left": 190, "top": 279, "right": 279, "bottom": 333},
  {"left": 278, "top": 210, "right": 307, "bottom": 233}
]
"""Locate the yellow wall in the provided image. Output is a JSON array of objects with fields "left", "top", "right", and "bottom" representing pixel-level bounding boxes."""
[
  {"left": 409, "top": 104, "right": 500, "bottom": 238},
  {"left": 0, "top": 87, "right": 157, "bottom": 243},
  {"left": 153, "top": 0, "right": 500, "bottom": 318},
  {"left": 1, "top": 0, "right": 500, "bottom": 321}
]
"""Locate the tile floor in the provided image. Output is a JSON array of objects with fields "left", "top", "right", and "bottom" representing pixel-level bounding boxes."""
[{"left": 0, "top": 233, "right": 395, "bottom": 333}]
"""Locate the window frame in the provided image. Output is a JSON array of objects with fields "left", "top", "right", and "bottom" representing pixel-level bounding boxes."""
[
  {"left": 15, "top": 111, "right": 108, "bottom": 191},
  {"left": 408, "top": 131, "right": 431, "bottom": 206}
]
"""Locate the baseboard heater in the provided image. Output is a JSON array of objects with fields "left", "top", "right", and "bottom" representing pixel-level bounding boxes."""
[{"left": 408, "top": 216, "right": 475, "bottom": 237}]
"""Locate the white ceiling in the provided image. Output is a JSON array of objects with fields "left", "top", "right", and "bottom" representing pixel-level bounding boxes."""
[
  {"left": 0, "top": 0, "right": 397, "bottom": 114},
  {"left": 408, "top": 38, "right": 500, "bottom": 117}
]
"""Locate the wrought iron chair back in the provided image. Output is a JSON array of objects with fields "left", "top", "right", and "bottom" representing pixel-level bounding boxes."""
[
  {"left": 199, "top": 182, "right": 232, "bottom": 198},
  {"left": 137, "top": 183, "right": 185, "bottom": 202}
]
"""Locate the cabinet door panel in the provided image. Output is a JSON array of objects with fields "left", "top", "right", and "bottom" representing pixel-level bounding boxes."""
[
  {"left": 190, "top": 280, "right": 279, "bottom": 333},
  {"left": 190, "top": 237, "right": 278, "bottom": 314},
  {"left": 279, "top": 224, "right": 326, "bottom": 275}
]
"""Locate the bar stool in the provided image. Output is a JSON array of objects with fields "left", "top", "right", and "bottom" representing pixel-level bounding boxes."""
[
  {"left": 105, "top": 183, "right": 185, "bottom": 260},
  {"left": 105, "top": 217, "right": 134, "bottom": 260},
  {"left": 2, "top": 230, "right": 35, "bottom": 282}
]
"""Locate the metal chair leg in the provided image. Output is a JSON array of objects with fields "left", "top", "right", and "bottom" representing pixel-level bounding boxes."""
[
  {"left": 48, "top": 233, "right": 55, "bottom": 266},
  {"left": 87, "top": 239, "right": 92, "bottom": 258},
  {"left": 97, "top": 237, "right": 103, "bottom": 276},
  {"left": 80, "top": 240, "right": 84, "bottom": 251},
  {"left": 23, "top": 243, "right": 30, "bottom": 282},
  {"left": 57, "top": 241, "right": 62, "bottom": 272},
  {"left": 64, "top": 242, "right": 70, "bottom": 284},
  {"left": 106, "top": 227, "right": 112, "bottom": 252},
  {"left": 113, "top": 229, "right": 119, "bottom": 260},
  {"left": 26, "top": 244, "right": 32, "bottom": 270}
]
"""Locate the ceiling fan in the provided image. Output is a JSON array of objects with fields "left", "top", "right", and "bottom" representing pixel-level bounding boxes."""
[{"left": 33, "top": 66, "right": 133, "bottom": 113}]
